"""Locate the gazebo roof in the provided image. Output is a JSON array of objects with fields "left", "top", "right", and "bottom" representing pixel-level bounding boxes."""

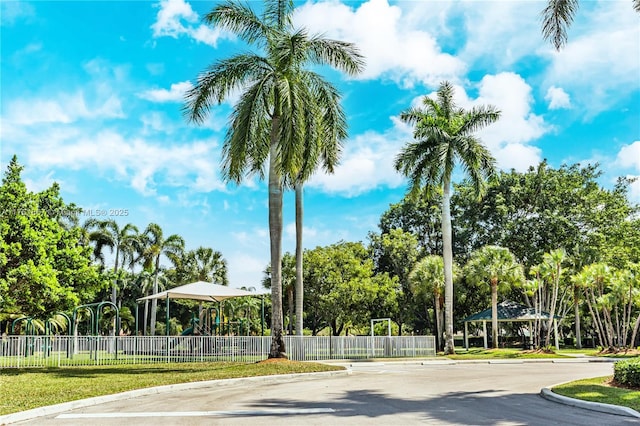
[
  {"left": 137, "top": 281, "right": 268, "bottom": 303},
  {"left": 463, "top": 300, "right": 559, "bottom": 322}
]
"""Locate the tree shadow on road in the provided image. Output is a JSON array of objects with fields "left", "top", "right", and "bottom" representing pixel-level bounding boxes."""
[{"left": 247, "top": 389, "right": 637, "bottom": 426}]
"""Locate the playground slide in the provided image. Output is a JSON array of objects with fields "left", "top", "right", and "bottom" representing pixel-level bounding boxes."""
[{"left": 181, "top": 327, "right": 194, "bottom": 336}]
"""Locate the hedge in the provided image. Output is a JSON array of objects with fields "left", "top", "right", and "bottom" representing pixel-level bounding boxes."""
[{"left": 614, "top": 358, "right": 640, "bottom": 387}]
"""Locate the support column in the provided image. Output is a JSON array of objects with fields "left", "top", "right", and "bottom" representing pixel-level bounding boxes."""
[
  {"left": 483, "top": 321, "right": 488, "bottom": 349},
  {"left": 464, "top": 322, "right": 469, "bottom": 350}
]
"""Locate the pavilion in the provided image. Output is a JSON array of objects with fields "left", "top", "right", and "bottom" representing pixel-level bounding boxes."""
[{"left": 462, "top": 300, "right": 561, "bottom": 350}]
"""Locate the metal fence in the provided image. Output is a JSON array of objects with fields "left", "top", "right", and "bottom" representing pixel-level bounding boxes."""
[{"left": 0, "top": 335, "right": 436, "bottom": 368}]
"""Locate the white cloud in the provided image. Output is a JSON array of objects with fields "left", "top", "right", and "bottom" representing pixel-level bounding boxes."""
[
  {"left": 467, "top": 73, "right": 546, "bottom": 171},
  {"left": 311, "top": 72, "right": 547, "bottom": 194},
  {"left": 226, "top": 252, "right": 267, "bottom": 287},
  {"left": 139, "top": 81, "right": 193, "bottom": 103},
  {"left": 616, "top": 141, "right": 640, "bottom": 171},
  {"left": 294, "top": 0, "right": 465, "bottom": 87},
  {"left": 542, "top": 1, "right": 640, "bottom": 115},
  {"left": 7, "top": 92, "right": 124, "bottom": 125},
  {"left": 628, "top": 177, "right": 640, "bottom": 201},
  {"left": 1, "top": 0, "right": 35, "bottom": 26},
  {"left": 456, "top": 1, "right": 542, "bottom": 68},
  {"left": 151, "top": 0, "right": 222, "bottom": 47},
  {"left": 545, "top": 86, "right": 571, "bottom": 110},
  {"left": 284, "top": 222, "right": 318, "bottom": 241},
  {"left": 308, "top": 122, "right": 407, "bottom": 196},
  {"left": 424, "top": 73, "right": 545, "bottom": 172},
  {"left": 23, "top": 130, "right": 224, "bottom": 196}
]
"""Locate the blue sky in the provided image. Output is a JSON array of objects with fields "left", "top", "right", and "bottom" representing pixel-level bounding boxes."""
[{"left": 1, "top": 0, "right": 639, "bottom": 288}]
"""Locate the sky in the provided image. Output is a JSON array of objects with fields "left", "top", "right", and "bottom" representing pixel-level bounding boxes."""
[{"left": 1, "top": 0, "right": 639, "bottom": 289}]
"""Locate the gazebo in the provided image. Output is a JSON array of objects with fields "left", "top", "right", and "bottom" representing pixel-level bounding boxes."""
[
  {"left": 137, "top": 281, "right": 269, "bottom": 336},
  {"left": 462, "top": 300, "right": 561, "bottom": 350}
]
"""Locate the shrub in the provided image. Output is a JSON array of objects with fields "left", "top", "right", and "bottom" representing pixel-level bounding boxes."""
[{"left": 614, "top": 358, "right": 640, "bottom": 387}]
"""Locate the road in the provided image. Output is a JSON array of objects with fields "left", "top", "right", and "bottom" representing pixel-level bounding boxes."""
[{"left": 14, "top": 361, "right": 639, "bottom": 425}]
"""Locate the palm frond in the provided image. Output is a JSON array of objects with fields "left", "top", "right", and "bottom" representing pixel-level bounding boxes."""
[
  {"left": 183, "top": 53, "right": 271, "bottom": 124},
  {"left": 540, "top": 0, "right": 579, "bottom": 50},
  {"left": 458, "top": 105, "right": 501, "bottom": 135},
  {"left": 221, "top": 77, "right": 273, "bottom": 183},
  {"left": 263, "top": 0, "right": 294, "bottom": 30},
  {"left": 436, "top": 81, "right": 456, "bottom": 120},
  {"left": 635, "top": 0, "right": 640, "bottom": 13},
  {"left": 307, "top": 36, "right": 365, "bottom": 76},
  {"left": 205, "top": 1, "right": 269, "bottom": 45}
]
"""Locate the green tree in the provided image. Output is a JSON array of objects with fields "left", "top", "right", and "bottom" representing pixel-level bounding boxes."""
[
  {"left": 452, "top": 163, "right": 638, "bottom": 269},
  {"left": 369, "top": 228, "right": 420, "bottom": 334},
  {"left": 183, "top": 0, "right": 363, "bottom": 357},
  {"left": 409, "top": 255, "right": 446, "bottom": 350},
  {"left": 465, "top": 246, "right": 524, "bottom": 348},
  {"left": 379, "top": 193, "right": 443, "bottom": 257},
  {"left": 395, "top": 82, "right": 500, "bottom": 354},
  {"left": 0, "top": 156, "right": 104, "bottom": 317},
  {"left": 173, "top": 246, "right": 228, "bottom": 285},
  {"left": 541, "top": 0, "right": 640, "bottom": 50},
  {"left": 304, "top": 242, "right": 397, "bottom": 335},
  {"left": 140, "top": 223, "right": 184, "bottom": 335}
]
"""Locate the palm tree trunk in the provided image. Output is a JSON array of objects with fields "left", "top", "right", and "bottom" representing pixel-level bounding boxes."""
[
  {"left": 287, "top": 286, "right": 294, "bottom": 335},
  {"left": 295, "top": 183, "right": 304, "bottom": 336},
  {"left": 268, "top": 114, "right": 286, "bottom": 358},
  {"left": 442, "top": 176, "right": 455, "bottom": 355},
  {"left": 150, "top": 257, "right": 160, "bottom": 336},
  {"left": 434, "top": 293, "right": 442, "bottom": 351},
  {"left": 491, "top": 280, "right": 499, "bottom": 348},
  {"left": 574, "top": 286, "right": 582, "bottom": 348}
]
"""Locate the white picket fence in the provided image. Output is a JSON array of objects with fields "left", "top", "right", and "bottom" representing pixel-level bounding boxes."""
[{"left": 0, "top": 335, "right": 436, "bottom": 368}]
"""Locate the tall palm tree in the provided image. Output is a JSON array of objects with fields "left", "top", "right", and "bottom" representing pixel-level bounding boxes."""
[
  {"left": 395, "top": 81, "right": 500, "bottom": 354},
  {"left": 541, "top": 0, "right": 640, "bottom": 50},
  {"left": 409, "top": 255, "right": 446, "bottom": 351},
  {"left": 183, "top": 0, "right": 364, "bottom": 357},
  {"left": 91, "top": 220, "right": 139, "bottom": 305},
  {"left": 140, "top": 223, "right": 184, "bottom": 335},
  {"left": 464, "top": 246, "right": 524, "bottom": 349}
]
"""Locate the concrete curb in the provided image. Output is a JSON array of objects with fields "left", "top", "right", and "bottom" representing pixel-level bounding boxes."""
[
  {"left": 540, "top": 387, "right": 640, "bottom": 418},
  {"left": 0, "top": 369, "right": 351, "bottom": 425}
]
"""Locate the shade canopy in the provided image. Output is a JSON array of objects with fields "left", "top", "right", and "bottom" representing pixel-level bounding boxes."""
[{"left": 137, "top": 281, "right": 267, "bottom": 303}]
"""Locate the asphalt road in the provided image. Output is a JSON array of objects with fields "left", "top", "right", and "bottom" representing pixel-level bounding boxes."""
[{"left": 14, "top": 361, "right": 639, "bottom": 425}]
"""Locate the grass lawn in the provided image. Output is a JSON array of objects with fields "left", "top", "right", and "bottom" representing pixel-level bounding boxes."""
[
  {"left": 552, "top": 376, "right": 640, "bottom": 412},
  {"left": 0, "top": 361, "right": 343, "bottom": 415},
  {"left": 443, "top": 348, "right": 568, "bottom": 359}
]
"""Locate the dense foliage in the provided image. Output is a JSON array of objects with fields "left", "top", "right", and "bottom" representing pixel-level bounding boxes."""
[
  {"left": 0, "top": 156, "right": 105, "bottom": 318},
  {"left": 614, "top": 358, "right": 640, "bottom": 388},
  {"left": 0, "top": 157, "right": 229, "bottom": 335}
]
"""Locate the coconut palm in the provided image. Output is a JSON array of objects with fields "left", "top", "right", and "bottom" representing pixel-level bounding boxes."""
[
  {"left": 541, "top": 0, "right": 640, "bottom": 50},
  {"left": 140, "top": 223, "right": 184, "bottom": 335},
  {"left": 395, "top": 81, "right": 500, "bottom": 354},
  {"left": 464, "top": 245, "right": 524, "bottom": 349},
  {"left": 409, "top": 255, "right": 446, "bottom": 351},
  {"left": 183, "top": 0, "right": 364, "bottom": 357}
]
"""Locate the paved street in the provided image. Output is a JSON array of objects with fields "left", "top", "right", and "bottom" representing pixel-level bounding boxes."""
[{"left": 14, "top": 361, "right": 639, "bottom": 425}]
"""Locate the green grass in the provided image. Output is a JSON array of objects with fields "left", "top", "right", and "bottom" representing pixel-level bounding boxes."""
[
  {"left": 443, "top": 348, "right": 568, "bottom": 359},
  {"left": 0, "top": 361, "right": 343, "bottom": 415},
  {"left": 553, "top": 376, "right": 640, "bottom": 412}
]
